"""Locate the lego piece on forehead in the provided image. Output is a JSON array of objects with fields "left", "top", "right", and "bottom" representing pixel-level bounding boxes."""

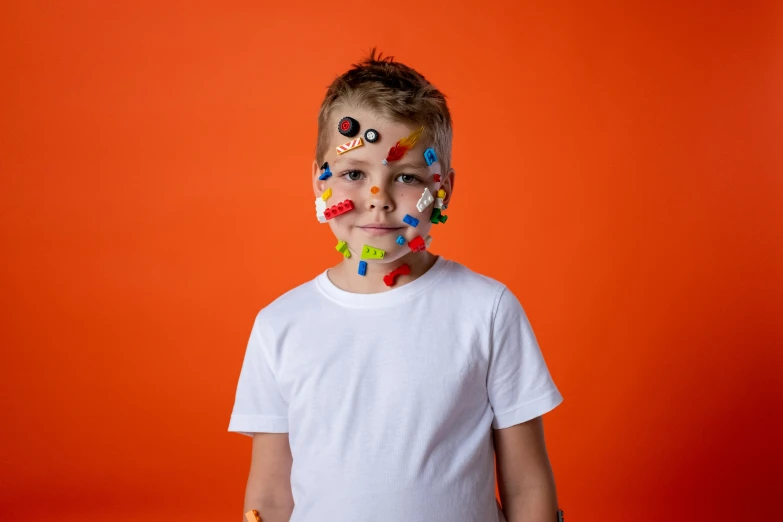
[
  {"left": 382, "top": 126, "right": 424, "bottom": 166},
  {"left": 423, "top": 148, "right": 438, "bottom": 166},
  {"left": 416, "top": 187, "right": 434, "bottom": 212},
  {"left": 338, "top": 116, "right": 360, "bottom": 137},
  {"left": 336, "top": 137, "right": 364, "bottom": 155},
  {"left": 364, "top": 129, "right": 379, "bottom": 143}
]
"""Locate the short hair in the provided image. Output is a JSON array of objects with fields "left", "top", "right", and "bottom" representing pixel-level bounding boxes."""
[{"left": 316, "top": 48, "right": 453, "bottom": 173}]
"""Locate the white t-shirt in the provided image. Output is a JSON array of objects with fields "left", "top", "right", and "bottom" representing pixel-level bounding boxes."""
[{"left": 228, "top": 256, "right": 563, "bottom": 522}]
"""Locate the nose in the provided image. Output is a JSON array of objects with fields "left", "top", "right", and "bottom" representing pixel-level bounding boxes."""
[{"left": 366, "top": 186, "right": 395, "bottom": 212}]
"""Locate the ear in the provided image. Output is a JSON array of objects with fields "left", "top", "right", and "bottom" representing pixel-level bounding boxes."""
[
  {"left": 312, "top": 159, "right": 325, "bottom": 197},
  {"left": 441, "top": 167, "right": 456, "bottom": 206}
]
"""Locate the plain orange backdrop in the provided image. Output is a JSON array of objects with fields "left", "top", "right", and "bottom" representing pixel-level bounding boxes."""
[{"left": 1, "top": 1, "right": 781, "bottom": 521}]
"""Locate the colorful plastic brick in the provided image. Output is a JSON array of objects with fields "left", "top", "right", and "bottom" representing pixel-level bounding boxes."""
[
  {"left": 335, "top": 240, "right": 351, "bottom": 258},
  {"left": 403, "top": 214, "right": 419, "bottom": 227},
  {"left": 416, "top": 187, "right": 434, "bottom": 212},
  {"left": 358, "top": 261, "right": 367, "bottom": 276},
  {"left": 437, "top": 189, "right": 446, "bottom": 199},
  {"left": 383, "top": 263, "right": 411, "bottom": 287},
  {"left": 433, "top": 174, "right": 441, "bottom": 183},
  {"left": 395, "top": 235, "right": 405, "bottom": 245},
  {"left": 245, "top": 510, "right": 262, "bottom": 522},
  {"left": 321, "top": 188, "right": 332, "bottom": 201},
  {"left": 315, "top": 197, "right": 327, "bottom": 223},
  {"left": 430, "top": 208, "right": 448, "bottom": 224},
  {"left": 336, "top": 137, "right": 364, "bottom": 155},
  {"left": 424, "top": 148, "right": 438, "bottom": 166},
  {"left": 425, "top": 235, "right": 433, "bottom": 248},
  {"left": 361, "top": 244, "right": 386, "bottom": 260},
  {"left": 434, "top": 197, "right": 444, "bottom": 209},
  {"left": 408, "top": 236, "right": 426, "bottom": 252},
  {"left": 318, "top": 163, "right": 332, "bottom": 181},
  {"left": 324, "top": 199, "right": 355, "bottom": 220}
]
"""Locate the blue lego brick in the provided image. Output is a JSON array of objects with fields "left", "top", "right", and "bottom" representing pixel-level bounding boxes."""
[
  {"left": 358, "top": 261, "right": 367, "bottom": 276},
  {"left": 318, "top": 170, "right": 332, "bottom": 181},
  {"left": 424, "top": 148, "right": 438, "bottom": 166},
  {"left": 403, "top": 214, "right": 419, "bottom": 227},
  {"left": 395, "top": 235, "right": 405, "bottom": 245}
]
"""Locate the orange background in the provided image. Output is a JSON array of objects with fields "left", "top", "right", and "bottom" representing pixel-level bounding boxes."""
[{"left": 1, "top": 1, "right": 781, "bottom": 521}]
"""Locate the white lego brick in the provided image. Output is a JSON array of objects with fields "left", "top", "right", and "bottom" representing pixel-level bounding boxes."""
[{"left": 416, "top": 187, "right": 434, "bottom": 212}]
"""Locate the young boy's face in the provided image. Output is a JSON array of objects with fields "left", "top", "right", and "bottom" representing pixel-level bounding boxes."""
[{"left": 312, "top": 104, "right": 454, "bottom": 265}]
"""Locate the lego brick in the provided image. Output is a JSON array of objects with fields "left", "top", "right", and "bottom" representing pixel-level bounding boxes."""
[
  {"left": 437, "top": 189, "right": 446, "bottom": 199},
  {"left": 433, "top": 174, "right": 441, "bottom": 183},
  {"left": 338, "top": 116, "right": 360, "bottom": 137},
  {"left": 318, "top": 162, "right": 332, "bottom": 181},
  {"left": 315, "top": 198, "right": 327, "bottom": 223},
  {"left": 408, "top": 236, "right": 426, "bottom": 252},
  {"left": 425, "top": 235, "right": 433, "bottom": 248},
  {"left": 395, "top": 235, "right": 405, "bottom": 245},
  {"left": 423, "top": 147, "right": 438, "bottom": 166},
  {"left": 336, "top": 137, "right": 364, "bottom": 155},
  {"left": 324, "top": 199, "right": 355, "bottom": 220},
  {"left": 361, "top": 244, "right": 386, "bottom": 260},
  {"left": 416, "top": 187, "right": 434, "bottom": 212},
  {"left": 358, "top": 261, "right": 367, "bottom": 276},
  {"left": 335, "top": 240, "right": 351, "bottom": 258},
  {"left": 430, "top": 208, "right": 448, "bottom": 224},
  {"left": 321, "top": 188, "right": 332, "bottom": 201},
  {"left": 245, "top": 510, "right": 261, "bottom": 522},
  {"left": 383, "top": 263, "right": 411, "bottom": 287},
  {"left": 402, "top": 214, "right": 419, "bottom": 227}
]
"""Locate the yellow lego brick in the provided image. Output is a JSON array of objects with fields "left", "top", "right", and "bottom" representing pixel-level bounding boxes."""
[
  {"left": 322, "top": 188, "right": 332, "bottom": 201},
  {"left": 437, "top": 189, "right": 446, "bottom": 199},
  {"left": 335, "top": 240, "right": 351, "bottom": 258}
]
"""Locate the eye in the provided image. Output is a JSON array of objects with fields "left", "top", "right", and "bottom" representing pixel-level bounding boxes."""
[
  {"left": 340, "top": 170, "right": 365, "bottom": 182},
  {"left": 395, "top": 174, "right": 420, "bottom": 184}
]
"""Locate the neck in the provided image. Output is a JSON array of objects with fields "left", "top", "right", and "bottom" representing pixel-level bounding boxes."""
[{"left": 327, "top": 251, "right": 438, "bottom": 294}]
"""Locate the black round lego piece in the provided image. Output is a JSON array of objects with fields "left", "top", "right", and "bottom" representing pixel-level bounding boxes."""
[
  {"left": 338, "top": 117, "right": 360, "bottom": 137},
  {"left": 364, "top": 128, "right": 379, "bottom": 143},
  {"left": 321, "top": 161, "right": 329, "bottom": 170}
]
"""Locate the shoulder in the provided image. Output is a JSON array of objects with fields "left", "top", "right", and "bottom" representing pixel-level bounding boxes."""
[
  {"left": 251, "top": 274, "right": 323, "bottom": 328},
  {"left": 440, "top": 258, "right": 510, "bottom": 305}
]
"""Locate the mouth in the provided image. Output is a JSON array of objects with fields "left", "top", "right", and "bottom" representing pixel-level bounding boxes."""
[{"left": 358, "top": 225, "right": 404, "bottom": 236}]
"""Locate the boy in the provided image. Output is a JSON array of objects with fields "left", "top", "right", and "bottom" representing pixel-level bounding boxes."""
[{"left": 229, "top": 50, "right": 564, "bottom": 522}]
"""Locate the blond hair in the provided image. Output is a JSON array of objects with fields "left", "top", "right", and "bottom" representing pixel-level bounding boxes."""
[{"left": 316, "top": 48, "right": 453, "bottom": 173}]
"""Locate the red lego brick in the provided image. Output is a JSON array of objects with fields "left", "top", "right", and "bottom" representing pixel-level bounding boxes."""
[
  {"left": 433, "top": 174, "right": 441, "bottom": 182},
  {"left": 324, "top": 199, "right": 355, "bottom": 220},
  {"left": 408, "top": 236, "right": 426, "bottom": 252},
  {"left": 383, "top": 263, "right": 411, "bottom": 286}
]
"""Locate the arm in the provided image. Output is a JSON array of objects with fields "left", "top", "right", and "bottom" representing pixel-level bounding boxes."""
[
  {"left": 242, "top": 433, "right": 295, "bottom": 522},
  {"left": 493, "top": 415, "right": 559, "bottom": 522}
]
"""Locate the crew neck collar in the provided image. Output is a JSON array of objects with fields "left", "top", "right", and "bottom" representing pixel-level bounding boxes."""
[{"left": 315, "top": 255, "right": 450, "bottom": 309}]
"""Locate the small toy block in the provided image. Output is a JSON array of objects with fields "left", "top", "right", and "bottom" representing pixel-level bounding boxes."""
[
  {"left": 371, "top": 186, "right": 379, "bottom": 194},
  {"left": 434, "top": 197, "right": 444, "bottom": 209},
  {"left": 395, "top": 235, "right": 405, "bottom": 245},
  {"left": 321, "top": 188, "right": 332, "bottom": 201},
  {"left": 315, "top": 197, "right": 327, "bottom": 223},
  {"left": 318, "top": 163, "right": 332, "bottom": 181},
  {"left": 383, "top": 263, "right": 411, "bottom": 286},
  {"left": 358, "top": 261, "right": 367, "bottom": 276},
  {"left": 433, "top": 174, "right": 441, "bottom": 182},
  {"left": 245, "top": 510, "right": 262, "bottom": 522},
  {"left": 408, "top": 236, "right": 426, "bottom": 252},
  {"left": 403, "top": 214, "right": 419, "bottom": 227},
  {"left": 437, "top": 189, "right": 446, "bottom": 199},
  {"left": 335, "top": 240, "right": 351, "bottom": 258},
  {"left": 324, "top": 199, "right": 355, "bottom": 220},
  {"left": 336, "top": 137, "right": 364, "bottom": 155},
  {"left": 430, "top": 208, "right": 448, "bottom": 224},
  {"left": 425, "top": 235, "right": 433, "bottom": 248},
  {"left": 423, "top": 148, "right": 438, "bottom": 166},
  {"left": 361, "top": 244, "right": 386, "bottom": 260},
  {"left": 416, "top": 187, "right": 434, "bottom": 212}
]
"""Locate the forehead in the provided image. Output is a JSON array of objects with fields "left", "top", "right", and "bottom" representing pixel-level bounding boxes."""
[{"left": 326, "top": 104, "right": 418, "bottom": 146}]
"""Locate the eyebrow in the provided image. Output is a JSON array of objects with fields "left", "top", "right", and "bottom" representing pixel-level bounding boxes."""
[{"left": 334, "top": 158, "right": 430, "bottom": 170}]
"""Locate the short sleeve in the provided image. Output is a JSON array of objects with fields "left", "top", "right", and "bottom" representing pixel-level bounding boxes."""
[
  {"left": 227, "top": 313, "right": 289, "bottom": 436},
  {"left": 488, "top": 287, "right": 563, "bottom": 429}
]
